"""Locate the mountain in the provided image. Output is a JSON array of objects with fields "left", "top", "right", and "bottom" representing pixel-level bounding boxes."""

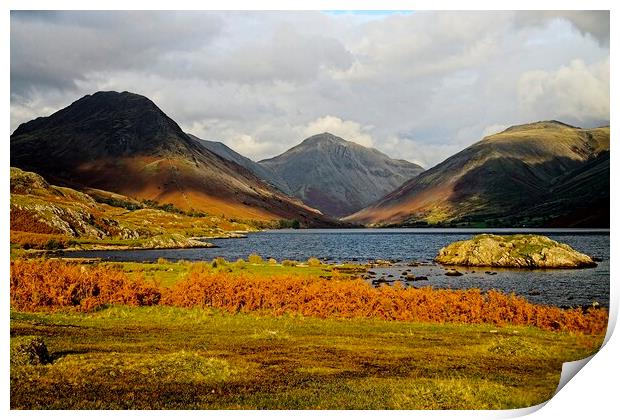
[
  {"left": 527, "top": 150, "right": 609, "bottom": 227},
  {"left": 10, "top": 91, "right": 335, "bottom": 227},
  {"left": 346, "top": 121, "right": 609, "bottom": 227},
  {"left": 188, "top": 134, "right": 291, "bottom": 194},
  {"left": 259, "top": 133, "right": 424, "bottom": 217},
  {"left": 10, "top": 167, "right": 257, "bottom": 250}
]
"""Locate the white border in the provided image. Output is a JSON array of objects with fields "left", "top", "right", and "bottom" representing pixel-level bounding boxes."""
[{"left": 2, "top": 1, "right": 616, "bottom": 419}]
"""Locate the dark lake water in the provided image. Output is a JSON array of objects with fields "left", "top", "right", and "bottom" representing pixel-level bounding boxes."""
[{"left": 62, "top": 228, "right": 610, "bottom": 308}]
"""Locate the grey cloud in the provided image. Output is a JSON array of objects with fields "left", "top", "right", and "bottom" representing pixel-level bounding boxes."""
[
  {"left": 10, "top": 11, "right": 609, "bottom": 167},
  {"left": 514, "top": 10, "right": 610, "bottom": 45},
  {"left": 191, "top": 28, "right": 353, "bottom": 83},
  {"left": 11, "top": 11, "right": 224, "bottom": 98}
]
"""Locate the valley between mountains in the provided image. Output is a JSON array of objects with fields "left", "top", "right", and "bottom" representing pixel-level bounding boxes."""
[{"left": 10, "top": 90, "right": 609, "bottom": 251}]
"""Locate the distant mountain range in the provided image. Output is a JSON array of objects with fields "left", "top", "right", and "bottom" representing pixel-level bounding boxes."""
[
  {"left": 191, "top": 132, "right": 424, "bottom": 217},
  {"left": 259, "top": 133, "right": 424, "bottom": 217},
  {"left": 187, "top": 134, "right": 291, "bottom": 194},
  {"left": 10, "top": 91, "right": 334, "bottom": 227},
  {"left": 10, "top": 91, "right": 610, "bottom": 228},
  {"left": 346, "top": 121, "right": 609, "bottom": 227}
]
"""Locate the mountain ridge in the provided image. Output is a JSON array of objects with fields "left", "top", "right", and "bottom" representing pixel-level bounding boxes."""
[
  {"left": 259, "top": 132, "right": 424, "bottom": 217},
  {"left": 346, "top": 121, "right": 609, "bottom": 227},
  {"left": 188, "top": 134, "right": 292, "bottom": 194},
  {"left": 10, "top": 91, "right": 338, "bottom": 227}
]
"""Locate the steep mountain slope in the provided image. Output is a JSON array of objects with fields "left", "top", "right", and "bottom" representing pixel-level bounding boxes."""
[
  {"left": 259, "top": 133, "right": 424, "bottom": 217},
  {"left": 188, "top": 134, "right": 291, "bottom": 194},
  {"left": 10, "top": 91, "right": 333, "bottom": 226},
  {"left": 10, "top": 167, "right": 256, "bottom": 250},
  {"left": 346, "top": 121, "right": 609, "bottom": 227},
  {"left": 528, "top": 150, "right": 609, "bottom": 227}
]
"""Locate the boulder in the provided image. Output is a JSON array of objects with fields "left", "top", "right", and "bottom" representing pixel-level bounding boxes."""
[
  {"left": 444, "top": 269, "right": 463, "bottom": 276},
  {"left": 406, "top": 274, "right": 428, "bottom": 281},
  {"left": 435, "top": 234, "right": 596, "bottom": 268}
]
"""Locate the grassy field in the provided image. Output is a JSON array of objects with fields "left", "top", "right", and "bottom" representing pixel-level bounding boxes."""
[
  {"left": 10, "top": 258, "right": 607, "bottom": 409},
  {"left": 102, "top": 258, "right": 353, "bottom": 288},
  {"left": 10, "top": 306, "right": 603, "bottom": 410}
]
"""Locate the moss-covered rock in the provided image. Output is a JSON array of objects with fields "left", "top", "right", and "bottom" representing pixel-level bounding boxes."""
[{"left": 435, "top": 234, "right": 596, "bottom": 268}]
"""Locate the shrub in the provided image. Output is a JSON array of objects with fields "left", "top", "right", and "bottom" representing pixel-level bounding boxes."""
[
  {"left": 268, "top": 258, "right": 277, "bottom": 265},
  {"left": 163, "top": 269, "right": 608, "bottom": 335},
  {"left": 282, "top": 260, "right": 297, "bottom": 267},
  {"left": 277, "top": 219, "right": 301, "bottom": 229},
  {"left": 93, "top": 196, "right": 143, "bottom": 211},
  {"left": 307, "top": 257, "right": 322, "bottom": 267},
  {"left": 9, "top": 259, "right": 608, "bottom": 335},
  {"left": 43, "top": 239, "right": 64, "bottom": 250},
  {"left": 248, "top": 254, "right": 263, "bottom": 264},
  {"left": 10, "top": 260, "right": 160, "bottom": 312},
  {"left": 11, "top": 337, "right": 51, "bottom": 366},
  {"left": 234, "top": 259, "right": 247, "bottom": 269},
  {"left": 157, "top": 257, "right": 169, "bottom": 265},
  {"left": 10, "top": 232, "right": 70, "bottom": 250}
]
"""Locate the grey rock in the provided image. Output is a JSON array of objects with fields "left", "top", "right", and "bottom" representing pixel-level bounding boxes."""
[{"left": 444, "top": 269, "right": 463, "bottom": 276}]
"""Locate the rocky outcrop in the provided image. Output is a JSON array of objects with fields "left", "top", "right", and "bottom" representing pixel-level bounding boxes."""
[
  {"left": 10, "top": 167, "right": 52, "bottom": 195},
  {"left": 141, "top": 234, "right": 214, "bottom": 249},
  {"left": 11, "top": 201, "right": 140, "bottom": 239},
  {"left": 435, "top": 234, "right": 596, "bottom": 268}
]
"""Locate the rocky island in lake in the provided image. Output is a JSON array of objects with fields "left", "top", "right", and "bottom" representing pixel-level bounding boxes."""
[{"left": 435, "top": 234, "right": 596, "bottom": 268}]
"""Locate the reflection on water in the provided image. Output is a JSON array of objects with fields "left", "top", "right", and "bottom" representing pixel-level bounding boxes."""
[{"left": 61, "top": 228, "right": 610, "bottom": 308}]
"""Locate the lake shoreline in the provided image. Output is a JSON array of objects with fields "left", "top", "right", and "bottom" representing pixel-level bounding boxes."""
[{"left": 51, "top": 228, "right": 609, "bottom": 309}]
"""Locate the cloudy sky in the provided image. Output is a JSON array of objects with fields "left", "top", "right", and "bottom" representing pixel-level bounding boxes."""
[{"left": 10, "top": 10, "right": 609, "bottom": 168}]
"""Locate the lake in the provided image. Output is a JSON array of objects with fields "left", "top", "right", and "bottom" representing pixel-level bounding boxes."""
[{"left": 62, "top": 228, "right": 610, "bottom": 308}]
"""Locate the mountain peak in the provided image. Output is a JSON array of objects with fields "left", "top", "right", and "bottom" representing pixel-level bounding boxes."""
[
  {"left": 260, "top": 133, "right": 424, "bottom": 217},
  {"left": 502, "top": 120, "right": 580, "bottom": 134},
  {"left": 11, "top": 91, "right": 337, "bottom": 226},
  {"left": 12, "top": 90, "right": 172, "bottom": 139},
  {"left": 300, "top": 132, "right": 347, "bottom": 146},
  {"left": 347, "top": 122, "right": 609, "bottom": 227},
  {"left": 71, "top": 90, "right": 162, "bottom": 115}
]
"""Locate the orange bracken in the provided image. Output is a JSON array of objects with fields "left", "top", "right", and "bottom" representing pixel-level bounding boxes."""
[{"left": 10, "top": 259, "right": 608, "bottom": 335}]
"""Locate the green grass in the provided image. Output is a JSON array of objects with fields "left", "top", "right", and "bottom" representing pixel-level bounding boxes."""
[
  {"left": 10, "top": 306, "right": 602, "bottom": 409},
  {"left": 103, "top": 259, "right": 337, "bottom": 288}
]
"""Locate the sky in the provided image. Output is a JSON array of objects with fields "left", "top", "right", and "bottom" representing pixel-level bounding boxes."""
[{"left": 10, "top": 10, "right": 610, "bottom": 168}]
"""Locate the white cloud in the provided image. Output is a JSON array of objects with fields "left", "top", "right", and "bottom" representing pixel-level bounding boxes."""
[
  {"left": 377, "top": 135, "right": 466, "bottom": 169},
  {"left": 518, "top": 59, "right": 609, "bottom": 124},
  {"left": 300, "top": 116, "right": 374, "bottom": 147},
  {"left": 225, "top": 134, "right": 275, "bottom": 158},
  {"left": 481, "top": 124, "right": 510, "bottom": 138}
]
